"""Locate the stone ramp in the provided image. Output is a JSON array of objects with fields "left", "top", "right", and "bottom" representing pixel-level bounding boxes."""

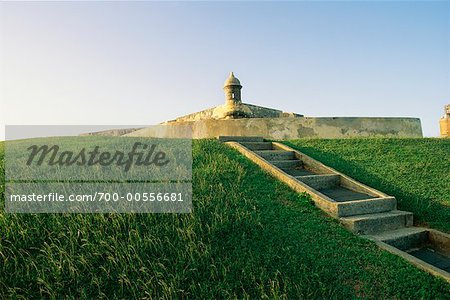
[{"left": 220, "top": 136, "right": 450, "bottom": 283}]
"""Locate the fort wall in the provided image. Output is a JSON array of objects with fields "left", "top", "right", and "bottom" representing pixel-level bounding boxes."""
[{"left": 126, "top": 117, "right": 423, "bottom": 139}]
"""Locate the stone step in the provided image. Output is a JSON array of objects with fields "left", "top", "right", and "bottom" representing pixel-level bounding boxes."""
[
  {"left": 224, "top": 138, "right": 450, "bottom": 282},
  {"left": 335, "top": 197, "right": 397, "bottom": 217},
  {"left": 271, "top": 160, "right": 301, "bottom": 169},
  {"left": 240, "top": 142, "right": 273, "bottom": 150},
  {"left": 255, "top": 150, "right": 295, "bottom": 161},
  {"left": 218, "top": 136, "right": 264, "bottom": 142},
  {"left": 295, "top": 174, "right": 340, "bottom": 190},
  {"left": 282, "top": 168, "right": 316, "bottom": 177},
  {"left": 369, "top": 227, "right": 428, "bottom": 251},
  {"left": 318, "top": 186, "right": 375, "bottom": 202},
  {"left": 408, "top": 248, "right": 450, "bottom": 273},
  {"left": 340, "top": 210, "right": 413, "bottom": 235}
]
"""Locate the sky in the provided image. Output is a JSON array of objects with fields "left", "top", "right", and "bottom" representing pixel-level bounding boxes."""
[{"left": 1, "top": 1, "right": 449, "bottom": 139}]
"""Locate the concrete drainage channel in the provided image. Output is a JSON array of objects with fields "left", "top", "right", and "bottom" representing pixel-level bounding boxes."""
[{"left": 219, "top": 136, "right": 450, "bottom": 283}]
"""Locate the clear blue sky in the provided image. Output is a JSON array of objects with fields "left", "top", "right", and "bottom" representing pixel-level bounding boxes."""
[{"left": 1, "top": 1, "right": 449, "bottom": 138}]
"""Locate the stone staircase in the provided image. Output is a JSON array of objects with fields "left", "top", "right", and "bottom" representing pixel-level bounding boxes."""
[{"left": 220, "top": 136, "right": 450, "bottom": 282}]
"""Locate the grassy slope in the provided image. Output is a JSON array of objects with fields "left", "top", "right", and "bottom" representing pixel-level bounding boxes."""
[
  {"left": 1, "top": 140, "right": 450, "bottom": 298},
  {"left": 283, "top": 138, "right": 450, "bottom": 233}
]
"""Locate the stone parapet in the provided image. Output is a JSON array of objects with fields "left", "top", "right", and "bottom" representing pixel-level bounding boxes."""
[{"left": 128, "top": 117, "right": 423, "bottom": 139}]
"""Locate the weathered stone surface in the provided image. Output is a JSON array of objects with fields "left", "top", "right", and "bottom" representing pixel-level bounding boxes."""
[
  {"left": 128, "top": 117, "right": 423, "bottom": 139},
  {"left": 370, "top": 227, "right": 428, "bottom": 251},
  {"left": 254, "top": 150, "right": 295, "bottom": 161},
  {"left": 318, "top": 186, "right": 375, "bottom": 202},
  {"left": 296, "top": 174, "right": 340, "bottom": 190},
  {"left": 240, "top": 142, "right": 274, "bottom": 150},
  {"left": 165, "top": 102, "right": 300, "bottom": 123},
  {"left": 335, "top": 197, "right": 397, "bottom": 217},
  {"left": 340, "top": 210, "right": 413, "bottom": 235}
]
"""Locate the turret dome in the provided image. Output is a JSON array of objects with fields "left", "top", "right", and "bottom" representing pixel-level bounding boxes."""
[{"left": 223, "top": 72, "right": 241, "bottom": 87}]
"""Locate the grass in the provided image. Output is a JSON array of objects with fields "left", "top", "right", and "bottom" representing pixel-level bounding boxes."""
[
  {"left": 1, "top": 139, "right": 450, "bottom": 298},
  {"left": 283, "top": 138, "right": 450, "bottom": 233}
]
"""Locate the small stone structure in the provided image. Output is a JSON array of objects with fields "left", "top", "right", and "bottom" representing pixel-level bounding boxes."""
[
  {"left": 164, "top": 72, "right": 303, "bottom": 123},
  {"left": 439, "top": 104, "right": 450, "bottom": 138},
  {"left": 86, "top": 72, "right": 423, "bottom": 139}
]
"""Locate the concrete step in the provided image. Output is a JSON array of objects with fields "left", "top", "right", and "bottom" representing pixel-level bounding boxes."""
[
  {"left": 255, "top": 150, "right": 295, "bottom": 161},
  {"left": 340, "top": 210, "right": 413, "bottom": 235},
  {"left": 295, "top": 174, "right": 340, "bottom": 190},
  {"left": 369, "top": 227, "right": 428, "bottom": 251},
  {"left": 218, "top": 136, "right": 264, "bottom": 142},
  {"left": 318, "top": 186, "right": 375, "bottom": 202},
  {"left": 408, "top": 247, "right": 450, "bottom": 273},
  {"left": 271, "top": 160, "right": 301, "bottom": 169},
  {"left": 282, "top": 168, "right": 316, "bottom": 177},
  {"left": 240, "top": 142, "right": 273, "bottom": 150},
  {"left": 335, "top": 197, "right": 397, "bottom": 217}
]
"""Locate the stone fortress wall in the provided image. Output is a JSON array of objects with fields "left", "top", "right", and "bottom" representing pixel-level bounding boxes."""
[
  {"left": 84, "top": 72, "right": 424, "bottom": 139},
  {"left": 127, "top": 117, "right": 422, "bottom": 139}
]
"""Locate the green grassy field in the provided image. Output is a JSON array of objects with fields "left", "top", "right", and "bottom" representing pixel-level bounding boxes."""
[
  {"left": 283, "top": 138, "right": 450, "bottom": 233},
  {"left": 1, "top": 140, "right": 450, "bottom": 298}
]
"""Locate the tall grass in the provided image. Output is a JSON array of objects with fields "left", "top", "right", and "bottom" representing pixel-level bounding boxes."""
[{"left": 1, "top": 140, "right": 449, "bottom": 298}]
